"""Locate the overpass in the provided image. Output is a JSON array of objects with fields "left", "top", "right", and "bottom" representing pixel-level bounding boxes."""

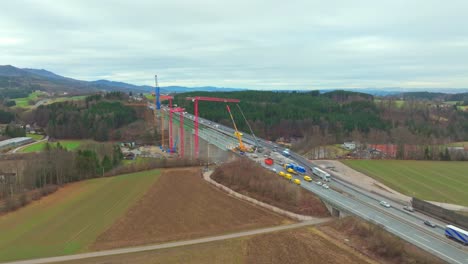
[{"left": 153, "top": 103, "right": 468, "bottom": 264}]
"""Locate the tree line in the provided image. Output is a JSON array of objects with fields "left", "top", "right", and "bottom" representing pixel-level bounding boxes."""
[
  {"left": 0, "top": 110, "right": 15, "bottom": 124},
  {"left": 174, "top": 90, "right": 388, "bottom": 141},
  {"left": 0, "top": 142, "right": 123, "bottom": 212},
  {"left": 33, "top": 93, "right": 136, "bottom": 141}
]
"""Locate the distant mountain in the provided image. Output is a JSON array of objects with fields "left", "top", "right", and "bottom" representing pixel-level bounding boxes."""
[
  {"left": 91, "top": 79, "right": 154, "bottom": 92},
  {"left": 1, "top": 65, "right": 468, "bottom": 96},
  {"left": 0, "top": 65, "right": 247, "bottom": 95},
  {"left": 22, "top": 68, "right": 69, "bottom": 80},
  {"left": 0, "top": 65, "right": 30, "bottom": 77},
  {"left": 393, "top": 91, "right": 468, "bottom": 101}
]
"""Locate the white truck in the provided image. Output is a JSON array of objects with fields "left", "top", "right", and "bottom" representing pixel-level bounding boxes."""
[{"left": 312, "top": 167, "right": 331, "bottom": 182}]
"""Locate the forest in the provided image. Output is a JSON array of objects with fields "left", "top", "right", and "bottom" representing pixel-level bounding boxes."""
[
  {"left": 173, "top": 90, "right": 468, "bottom": 153},
  {"left": 174, "top": 90, "right": 389, "bottom": 141},
  {"left": 0, "top": 142, "right": 123, "bottom": 212},
  {"left": 33, "top": 92, "right": 136, "bottom": 141},
  {"left": 0, "top": 110, "right": 15, "bottom": 124}
]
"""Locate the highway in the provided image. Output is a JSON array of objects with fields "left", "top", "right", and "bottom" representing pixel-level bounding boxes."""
[{"left": 171, "top": 108, "right": 468, "bottom": 264}]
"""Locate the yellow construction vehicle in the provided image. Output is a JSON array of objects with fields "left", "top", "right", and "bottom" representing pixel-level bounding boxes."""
[{"left": 226, "top": 105, "right": 249, "bottom": 152}]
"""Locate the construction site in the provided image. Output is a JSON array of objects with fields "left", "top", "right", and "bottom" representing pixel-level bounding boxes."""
[{"left": 145, "top": 75, "right": 260, "bottom": 165}]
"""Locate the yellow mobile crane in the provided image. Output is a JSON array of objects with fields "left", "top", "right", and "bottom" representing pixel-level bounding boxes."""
[{"left": 226, "top": 104, "right": 249, "bottom": 152}]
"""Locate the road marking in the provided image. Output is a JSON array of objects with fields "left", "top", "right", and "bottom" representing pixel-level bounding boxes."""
[
  {"left": 415, "top": 234, "right": 430, "bottom": 242},
  {"left": 375, "top": 215, "right": 387, "bottom": 222},
  {"left": 310, "top": 190, "right": 467, "bottom": 264},
  {"left": 349, "top": 206, "right": 466, "bottom": 264}
]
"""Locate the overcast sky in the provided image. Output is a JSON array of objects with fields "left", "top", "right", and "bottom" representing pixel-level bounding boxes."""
[{"left": 1, "top": 0, "right": 468, "bottom": 89}]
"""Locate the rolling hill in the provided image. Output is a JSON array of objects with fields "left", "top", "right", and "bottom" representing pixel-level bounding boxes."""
[{"left": 0, "top": 65, "right": 245, "bottom": 95}]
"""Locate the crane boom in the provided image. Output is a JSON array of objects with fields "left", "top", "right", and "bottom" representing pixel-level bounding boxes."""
[{"left": 226, "top": 105, "right": 247, "bottom": 152}]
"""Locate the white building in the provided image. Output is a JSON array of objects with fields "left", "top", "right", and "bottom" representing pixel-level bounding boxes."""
[
  {"left": 0, "top": 137, "right": 34, "bottom": 151},
  {"left": 342, "top": 141, "right": 357, "bottom": 150}
]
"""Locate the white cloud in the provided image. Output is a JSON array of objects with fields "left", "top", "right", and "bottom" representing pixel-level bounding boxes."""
[
  {"left": 0, "top": 0, "right": 468, "bottom": 89},
  {"left": 0, "top": 37, "right": 23, "bottom": 46}
]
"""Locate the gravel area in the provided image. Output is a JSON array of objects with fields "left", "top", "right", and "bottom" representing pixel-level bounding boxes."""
[{"left": 313, "top": 160, "right": 411, "bottom": 203}]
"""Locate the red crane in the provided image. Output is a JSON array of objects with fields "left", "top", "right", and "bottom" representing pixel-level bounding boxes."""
[
  {"left": 169, "top": 107, "right": 185, "bottom": 156},
  {"left": 185, "top": 96, "right": 240, "bottom": 159}
]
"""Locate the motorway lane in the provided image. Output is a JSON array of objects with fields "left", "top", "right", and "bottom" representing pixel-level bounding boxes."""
[
  {"left": 164, "top": 106, "right": 468, "bottom": 263},
  {"left": 332, "top": 178, "right": 448, "bottom": 237},
  {"left": 294, "top": 175, "right": 468, "bottom": 264}
]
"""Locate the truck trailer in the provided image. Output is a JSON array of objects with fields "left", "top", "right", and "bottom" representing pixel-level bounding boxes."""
[
  {"left": 312, "top": 167, "right": 331, "bottom": 182},
  {"left": 445, "top": 225, "right": 468, "bottom": 245},
  {"left": 284, "top": 163, "right": 306, "bottom": 174}
]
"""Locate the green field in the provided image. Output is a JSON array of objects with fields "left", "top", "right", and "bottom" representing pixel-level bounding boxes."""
[
  {"left": 122, "top": 156, "right": 152, "bottom": 166},
  {"left": 20, "top": 140, "right": 84, "bottom": 153},
  {"left": 341, "top": 160, "right": 468, "bottom": 206},
  {"left": 26, "top": 133, "right": 44, "bottom": 140},
  {"left": 374, "top": 99, "right": 405, "bottom": 108},
  {"left": 45, "top": 95, "right": 87, "bottom": 105},
  {"left": 13, "top": 91, "right": 46, "bottom": 108},
  {"left": 0, "top": 169, "right": 160, "bottom": 262},
  {"left": 448, "top": 141, "right": 468, "bottom": 147}
]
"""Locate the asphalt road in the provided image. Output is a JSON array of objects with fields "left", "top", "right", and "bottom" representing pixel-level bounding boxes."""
[
  {"left": 2, "top": 220, "right": 329, "bottom": 264},
  {"left": 176, "top": 110, "right": 468, "bottom": 264}
]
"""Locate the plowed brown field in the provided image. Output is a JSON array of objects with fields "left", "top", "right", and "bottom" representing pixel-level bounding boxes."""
[
  {"left": 59, "top": 227, "right": 374, "bottom": 264},
  {"left": 92, "top": 167, "right": 290, "bottom": 250}
]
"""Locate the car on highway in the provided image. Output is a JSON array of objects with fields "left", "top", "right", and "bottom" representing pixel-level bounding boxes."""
[
  {"left": 303, "top": 175, "right": 312, "bottom": 182},
  {"left": 424, "top": 220, "right": 436, "bottom": 228},
  {"left": 316, "top": 181, "right": 322, "bottom": 186},
  {"left": 293, "top": 179, "right": 301, "bottom": 185},
  {"left": 380, "top": 201, "right": 391, "bottom": 208},
  {"left": 403, "top": 205, "right": 415, "bottom": 212},
  {"left": 272, "top": 168, "right": 277, "bottom": 172},
  {"left": 322, "top": 184, "right": 329, "bottom": 189}
]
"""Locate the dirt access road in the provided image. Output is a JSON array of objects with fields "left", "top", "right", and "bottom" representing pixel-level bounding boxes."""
[
  {"left": 4, "top": 219, "right": 330, "bottom": 264},
  {"left": 314, "top": 160, "right": 411, "bottom": 203}
]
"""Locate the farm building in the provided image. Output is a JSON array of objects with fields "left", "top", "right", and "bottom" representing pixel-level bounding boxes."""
[{"left": 0, "top": 137, "right": 34, "bottom": 151}]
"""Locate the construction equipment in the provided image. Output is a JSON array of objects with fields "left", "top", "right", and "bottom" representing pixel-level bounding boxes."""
[
  {"left": 185, "top": 96, "right": 240, "bottom": 159},
  {"left": 285, "top": 163, "right": 306, "bottom": 174},
  {"left": 226, "top": 104, "right": 249, "bottom": 153},
  {"left": 172, "top": 136, "right": 178, "bottom": 153},
  {"left": 153, "top": 75, "right": 174, "bottom": 149},
  {"left": 236, "top": 104, "right": 261, "bottom": 153},
  {"left": 154, "top": 75, "right": 160, "bottom": 110}
]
